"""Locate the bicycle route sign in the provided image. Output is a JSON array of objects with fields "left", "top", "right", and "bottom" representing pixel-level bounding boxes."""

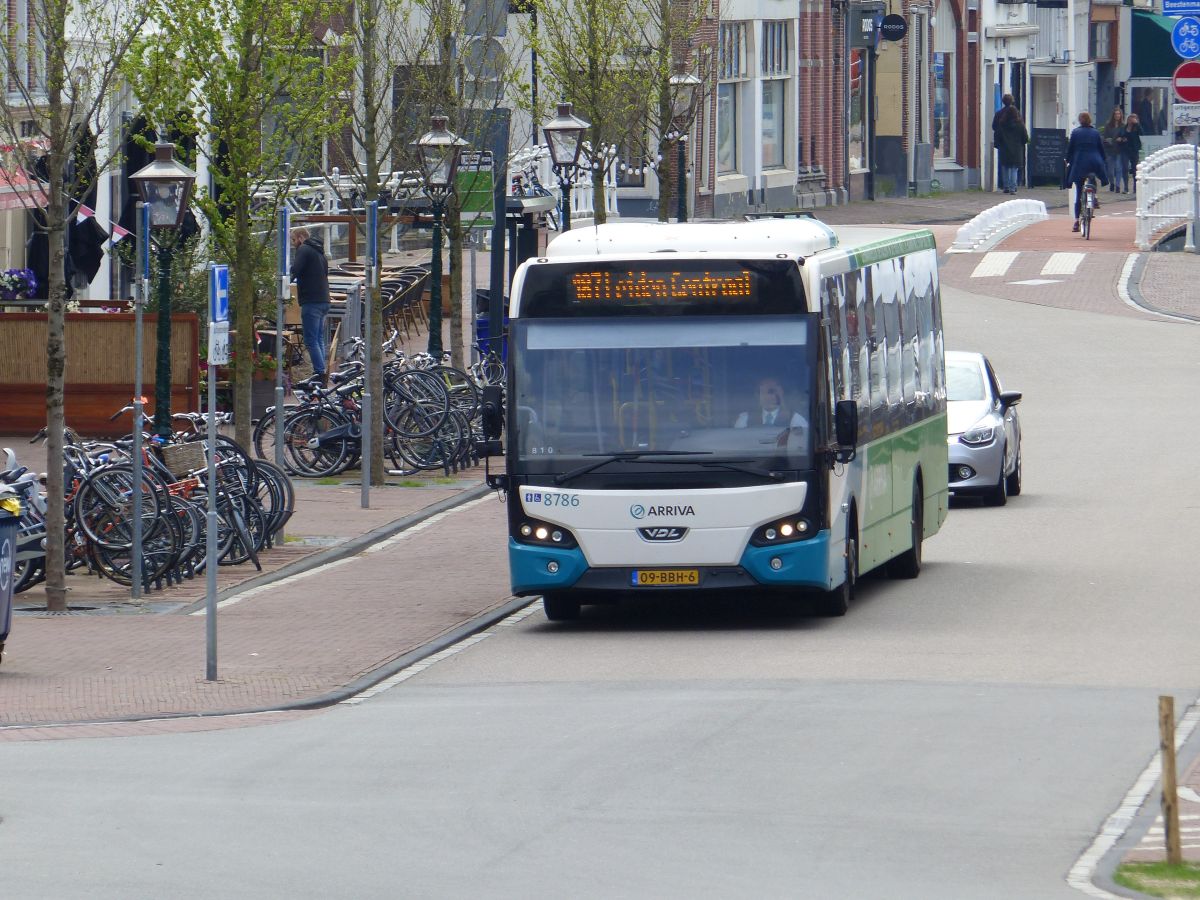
[
  {"left": 1173, "top": 17, "right": 1200, "bottom": 60},
  {"left": 208, "top": 264, "right": 230, "bottom": 366}
]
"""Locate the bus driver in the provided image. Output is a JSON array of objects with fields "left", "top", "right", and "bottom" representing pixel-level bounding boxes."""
[{"left": 734, "top": 376, "right": 808, "bottom": 431}]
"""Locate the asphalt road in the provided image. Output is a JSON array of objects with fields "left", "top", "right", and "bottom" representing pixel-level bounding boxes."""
[{"left": 5, "top": 285, "right": 1200, "bottom": 898}]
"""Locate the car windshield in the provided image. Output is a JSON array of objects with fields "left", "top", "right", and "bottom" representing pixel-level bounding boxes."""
[
  {"left": 511, "top": 316, "right": 817, "bottom": 476},
  {"left": 946, "top": 359, "right": 987, "bottom": 402}
]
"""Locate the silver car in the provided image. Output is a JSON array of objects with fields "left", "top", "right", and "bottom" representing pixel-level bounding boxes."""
[{"left": 946, "top": 350, "right": 1022, "bottom": 505}]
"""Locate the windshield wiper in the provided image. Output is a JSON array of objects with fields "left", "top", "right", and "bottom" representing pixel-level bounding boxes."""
[
  {"left": 553, "top": 451, "right": 712, "bottom": 485},
  {"left": 698, "top": 460, "right": 786, "bottom": 481}
]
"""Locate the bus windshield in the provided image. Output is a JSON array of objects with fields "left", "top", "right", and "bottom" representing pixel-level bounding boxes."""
[{"left": 510, "top": 315, "right": 818, "bottom": 476}]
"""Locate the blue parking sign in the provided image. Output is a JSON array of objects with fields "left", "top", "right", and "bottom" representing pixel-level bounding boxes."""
[
  {"left": 209, "top": 264, "right": 230, "bottom": 324},
  {"left": 1174, "top": 16, "right": 1200, "bottom": 59}
]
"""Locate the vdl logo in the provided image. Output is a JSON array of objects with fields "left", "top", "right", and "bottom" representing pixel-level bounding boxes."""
[{"left": 630, "top": 504, "right": 646, "bottom": 519}]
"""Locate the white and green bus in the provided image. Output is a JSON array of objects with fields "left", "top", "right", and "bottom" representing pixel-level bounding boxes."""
[{"left": 480, "top": 219, "right": 948, "bottom": 620}]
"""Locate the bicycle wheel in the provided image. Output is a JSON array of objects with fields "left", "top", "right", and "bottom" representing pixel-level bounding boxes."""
[
  {"left": 88, "top": 508, "right": 181, "bottom": 586},
  {"left": 1082, "top": 206, "right": 1091, "bottom": 240},
  {"left": 251, "top": 459, "right": 295, "bottom": 538},
  {"left": 73, "top": 464, "right": 165, "bottom": 549},
  {"left": 383, "top": 370, "right": 450, "bottom": 438},
  {"left": 283, "top": 407, "right": 351, "bottom": 477}
]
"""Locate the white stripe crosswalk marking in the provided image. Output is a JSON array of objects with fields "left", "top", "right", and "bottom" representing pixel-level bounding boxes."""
[
  {"left": 970, "top": 251, "right": 1019, "bottom": 278},
  {"left": 1041, "top": 252, "right": 1086, "bottom": 276}
]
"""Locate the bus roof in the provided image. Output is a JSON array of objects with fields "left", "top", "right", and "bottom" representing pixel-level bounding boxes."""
[
  {"left": 543, "top": 219, "right": 839, "bottom": 261},
  {"left": 541, "top": 219, "right": 936, "bottom": 265}
]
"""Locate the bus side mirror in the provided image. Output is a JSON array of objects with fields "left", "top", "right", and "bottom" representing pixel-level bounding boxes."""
[
  {"left": 481, "top": 384, "right": 504, "bottom": 446},
  {"left": 834, "top": 400, "right": 858, "bottom": 463}
]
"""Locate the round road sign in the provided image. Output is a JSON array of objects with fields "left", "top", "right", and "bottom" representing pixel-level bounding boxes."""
[
  {"left": 1173, "top": 17, "right": 1200, "bottom": 60},
  {"left": 1174, "top": 60, "right": 1200, "bottom": 102}
]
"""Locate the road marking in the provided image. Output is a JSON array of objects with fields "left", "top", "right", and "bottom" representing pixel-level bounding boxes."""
[
  {"left": 190, "top": 494, "right": 495, "bottom": 616},
  {"left": 339, "top": 599, "right": 540, "bottom": 705},
  {"left": 1067, "top": 700, "right": 1200, "bottom": 897},
  {"left": 339, "top": 634, "right": 492, "bottom": 705},
  {"left": 1009, "top": 278, "right": 1063, "bottom": 286},
  {"left": 1041, "top": 252, "right": 1086, "bottom": 276},
  {"left": 970, "top": 251, "right": 1019, "bottom": 278}
]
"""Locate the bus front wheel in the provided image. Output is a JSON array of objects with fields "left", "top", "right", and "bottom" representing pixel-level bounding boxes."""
[
  {"left": 542, "top": 592, "right": 581, "bottom": 622},
  {"left": 819, "top": 521, "right": 857, "bottom": 617}
]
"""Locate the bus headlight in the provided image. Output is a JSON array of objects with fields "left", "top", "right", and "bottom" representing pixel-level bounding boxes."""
[
  {"left": 515, "top": 518, "right": 577, "bottom": 548},
  {"left": 751, "top": 516, "right": 814, "bottom": 547}
]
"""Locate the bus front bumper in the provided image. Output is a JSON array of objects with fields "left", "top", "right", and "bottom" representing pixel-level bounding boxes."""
[{"left": 509, "top": 531, "right": 833, "bottom": 596}]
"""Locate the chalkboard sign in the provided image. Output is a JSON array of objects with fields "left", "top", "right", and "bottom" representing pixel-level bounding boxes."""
[{"left": 1028, "top": 128, "right": 1067, "bottom": 186}]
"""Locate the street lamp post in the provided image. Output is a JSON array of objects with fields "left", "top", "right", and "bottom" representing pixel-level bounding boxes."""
[
  {"left": 412, "top": 115, "right": 468, "bottom": 358},
  {"left": 669, "top": 72, "right": 701, "bottom": 223},
  {"left": 542, "top": 102, "right": 590, "bottom": 232},
  {"left": 129, "top": 143, "right": 196, "bottom": 437}
]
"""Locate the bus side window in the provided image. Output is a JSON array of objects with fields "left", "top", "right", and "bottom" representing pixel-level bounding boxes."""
[
  {"left": 914, "top": 252, "right": 936, "bottom": 414},
  {"left": 823, "top": 275, "right": 847, "bottom": 402},
  {"left": 864, "top": 266, "right": 886, "bottom": 438},
  {"left": 899, "top": 257, "right": 919, "bottom": 419},
  {"left": 846, "top": 270, "right": 869, "bottom": 442},
  {"left": 877, "top": 260, "right": 903, "bottom": 429}
]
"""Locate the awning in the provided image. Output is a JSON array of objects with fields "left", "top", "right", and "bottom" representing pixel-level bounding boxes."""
[
  {"left": 0, "top": 169, "right": 48, "bottom": 211},
  {"left": 1132, "top": 9, "right": 1182, "bottom": 79}
]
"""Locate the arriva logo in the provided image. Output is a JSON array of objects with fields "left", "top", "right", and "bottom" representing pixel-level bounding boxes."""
[{"left": 631, "top": 504, "right": 695, "bottom": 518}]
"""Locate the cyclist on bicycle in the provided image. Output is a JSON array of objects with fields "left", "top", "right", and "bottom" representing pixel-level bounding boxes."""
[{"left": 1064, "top": 111, "right": 1109, "bottom": 233}]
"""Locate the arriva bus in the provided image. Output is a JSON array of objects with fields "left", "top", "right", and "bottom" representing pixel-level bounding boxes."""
[{"left": 478, "top": 219, "right": 948, "bottom": 620}]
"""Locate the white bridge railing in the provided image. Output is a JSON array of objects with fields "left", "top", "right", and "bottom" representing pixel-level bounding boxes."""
[
  {"left": 507, "top": 146, "right": 620, "bottom": 228},
  {"left": 1135, "top": 144, "right": 1200, "bottom": 250}
]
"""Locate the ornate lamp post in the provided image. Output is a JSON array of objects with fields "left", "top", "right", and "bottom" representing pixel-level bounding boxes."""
[
  {"left": 542, "top": 102, "right": 590, "bottom": 232},
  {"left": 129, "top": 143, "right": 196, "bottom": 437},
  {"left": 669, "top": 72, "right": 701, "bottom": 223},
  {"left": 412, "top": 115, "right": 468, "bottom": 358}
]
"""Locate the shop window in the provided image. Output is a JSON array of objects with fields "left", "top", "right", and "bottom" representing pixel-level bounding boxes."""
[
  {"left": 1130, "top": 86, "right": 1169, "bottom": 137},
  {"left": 848, "top": 49, "right": 868, "bottom": 172}
]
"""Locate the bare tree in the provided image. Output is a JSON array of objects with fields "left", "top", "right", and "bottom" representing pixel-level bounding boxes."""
[
  {"left": 128, "top": 0, "right": 354, "bottom": 450},
  {"left": 0, "top": 0, "right": 151, "bottom": 610}
]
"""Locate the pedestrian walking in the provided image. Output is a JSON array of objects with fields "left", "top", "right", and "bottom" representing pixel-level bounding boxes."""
[
  {"left": 992, "top": 95, "right": 1029, "bottom": 195},
  {"left": 290, "top": 226, "right": 331, "bottom": 385},
  {"left": 1119, "top": 113, "right": 1143, "bottom": 194},
  {"left": 1064, "top": 111, "right": 1109, "bottom": 233},
  {"left": 1101, "top": 107, "right": 1127, "bottom": 193}
]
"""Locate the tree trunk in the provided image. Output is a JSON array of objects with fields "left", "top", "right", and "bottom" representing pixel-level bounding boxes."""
[
  {"left": 43, "top": 196, "right": 68, "bottom": 613},
  {"left": 233, "top": 204, "right": 255, "bottom": 450},
  {"left": 591, "top": 171, "right": 607, "bottom": 225}
]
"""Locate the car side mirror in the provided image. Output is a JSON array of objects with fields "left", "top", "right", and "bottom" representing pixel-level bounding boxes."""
[
  {"left": 834, "top": 399, "right": 858, "bottom": 462},
  {"left": 999, "top": 390, "right": 1022, "bottom": 410}
]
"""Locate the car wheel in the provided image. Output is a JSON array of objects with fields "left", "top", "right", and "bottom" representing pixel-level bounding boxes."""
[
  {"left": 1005, "top": 448, "right": 1022, "bottom": 497},
  {"left": 888, "top": 482, "right": 923, "bottom": 579},
  {"left": 818, "top": 519, "right": 857, "bottom": 617},
  {"left": 986, "top": 447, "right": 1009, "bottom": 507},
  {"left": 542, "top": 592, "right": 580, "bottom": 622}
]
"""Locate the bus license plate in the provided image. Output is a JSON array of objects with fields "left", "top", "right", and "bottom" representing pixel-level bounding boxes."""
[{"left": 631, "top": 569, "right": 699, "bottom": 587}]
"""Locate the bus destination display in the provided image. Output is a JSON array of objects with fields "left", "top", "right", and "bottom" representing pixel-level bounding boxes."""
[{"left": 569, "top": 268, "right": 753, "bottom": 303}]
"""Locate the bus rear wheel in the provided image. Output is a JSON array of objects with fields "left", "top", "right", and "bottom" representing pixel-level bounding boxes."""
[
  {"left": 888, "top": 483, "right": 923, "bottom": 579},
  {"left": 542, "top": 592, "right": 580, "bottom": 621}
]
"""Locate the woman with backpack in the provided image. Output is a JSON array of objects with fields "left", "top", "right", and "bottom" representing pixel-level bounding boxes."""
[{"left": 992, "top": 95, "right": 1029, "bottom": 195}]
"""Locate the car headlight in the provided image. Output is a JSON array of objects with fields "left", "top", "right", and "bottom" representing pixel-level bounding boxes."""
[
  {"left": 959, "top": 421, "right": 996, "bottom": 446},
  {"left": 750, "top": 515, "right": 815, "bottom": 547}
]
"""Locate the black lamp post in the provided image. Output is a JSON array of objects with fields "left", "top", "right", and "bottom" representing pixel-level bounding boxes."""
[
  {"left": 669, "top": 72, "right": 701, "bottom": 223},
  {"left": 129, "top": 142, "right": 196, "bottom": 437},
  {"left": 542, "top": 102, "right": 590, "bottom": 232},
  {"left": 412, "top": 115, "right": 467, "bottom": 358}
]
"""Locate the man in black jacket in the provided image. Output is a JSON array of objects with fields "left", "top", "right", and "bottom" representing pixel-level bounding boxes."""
[{"left": 290, "top": 227, "right": 330, "bottom": 383}]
